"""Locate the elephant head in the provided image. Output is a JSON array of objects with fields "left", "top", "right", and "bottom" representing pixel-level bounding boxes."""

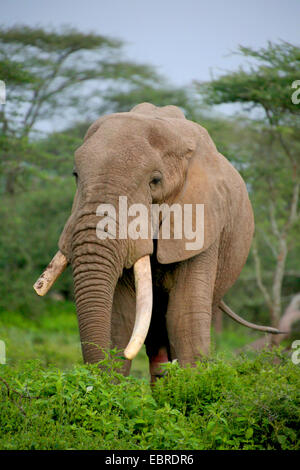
[{"left": 34, "top": 103, "right": 281, "bottom": 367}]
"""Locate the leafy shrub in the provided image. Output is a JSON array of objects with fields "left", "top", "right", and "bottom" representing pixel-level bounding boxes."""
[
  {"left": 0, "top": 349, "right": 299, "bottom": 450},
  {"left": 153, "top": 351, "right": 300, "bottom": 449}
]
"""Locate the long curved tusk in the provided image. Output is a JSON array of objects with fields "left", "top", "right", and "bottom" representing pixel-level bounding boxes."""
[
  {"left": 124, "top": 255, "right": 153, "bottom": 360},
  {"left": 33, "top": 250, "right": 68, "bottom": 296}
]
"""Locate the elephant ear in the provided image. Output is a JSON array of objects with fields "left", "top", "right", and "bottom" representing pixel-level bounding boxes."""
[{"left": 156, "top": 124, "right": 227, "bottom": 264}]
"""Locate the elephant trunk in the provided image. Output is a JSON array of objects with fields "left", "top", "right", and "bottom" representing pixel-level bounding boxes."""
[
  {"left": 72, "top": 263, "right": 115, "bottom": 362},
  {"left": 71, "top": 227, "right": 124, "bottom": 363}
]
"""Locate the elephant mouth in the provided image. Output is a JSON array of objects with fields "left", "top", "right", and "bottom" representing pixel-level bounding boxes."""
[{"left": 33, "top": 251, "right": 153, "bottom": 360}]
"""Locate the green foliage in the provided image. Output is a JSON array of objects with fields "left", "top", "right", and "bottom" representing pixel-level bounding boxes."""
[
  {"left": 0, "top": 117, "right": 82, "bottom": 314},
  {"left": 0, "top": 177, "right": 76, "bottom": 313},
  {"left": 197, "top": 41, "right": 300, "bottom": 120},
  {"left": 0, "top": 25, "right": 161, "bottom": 137},
  {"left": 153, "top": 351, "right": 300, "bottom": 450},
  {"left": 0, "top": 350, "right": 299, "bottom": 450},
  {"left": 99, "top": 84, "right": 199, "bottom": 118},
  {"left": 0, "top": 24, "right": 167, "bottom": 142},
  {"left": 0, "top": 58, "right": 34, "bottom": 85}
]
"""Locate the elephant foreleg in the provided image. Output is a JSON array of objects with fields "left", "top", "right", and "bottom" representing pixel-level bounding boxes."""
[
  {"left": 166, "top": 242, "right": 218, "bottom": 366},
  {"left": 111, "top": 272, "right": 136, "bottom": 376}
]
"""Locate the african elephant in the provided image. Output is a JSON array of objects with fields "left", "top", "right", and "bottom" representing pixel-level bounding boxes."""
[{"left": 34, "top": 103, "right": 280, "bottom": 382}]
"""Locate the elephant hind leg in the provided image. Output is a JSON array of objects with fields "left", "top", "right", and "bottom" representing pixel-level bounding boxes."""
[
  {"left": 144, "top": 286, "right": 171, "bottom": 383},
  {"left": 148, "top": 346, "right": 169, "bottom": 384}
]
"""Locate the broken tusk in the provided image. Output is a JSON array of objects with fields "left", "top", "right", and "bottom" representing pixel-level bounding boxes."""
[{"left": 33, "top": 250, "right": 68, "bottom": 296}]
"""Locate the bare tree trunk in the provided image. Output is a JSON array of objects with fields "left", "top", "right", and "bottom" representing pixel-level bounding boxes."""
[
  {"left": 273, "top": 293, "right": 300, "bottom": 346},
  {"left": 252, "top": 181, "right": 299, "bottom": 332},
  {"left": 242, "top": 293, "right": 300, "bottom": 351}
]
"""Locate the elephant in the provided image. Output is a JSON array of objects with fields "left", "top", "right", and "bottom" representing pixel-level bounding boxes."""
[{"left": 34, "top": 102, "right": 281, "bottom": 382}]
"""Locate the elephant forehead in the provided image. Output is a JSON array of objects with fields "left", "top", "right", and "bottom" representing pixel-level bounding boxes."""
[
  {"left": 75, "top": 112, "right": 199, "bottom": 169},
  {"left": 76, "top": 117, "right": 153, "bottom": 159},
  {"left": 130, "top": 102, "right": 186, "bottom": 119},
  {"left": 74, "top": 119, "right": 160, "bottom": 173},
  {"left": 96, "top": 114, "right": 154, "bottom": 141}
]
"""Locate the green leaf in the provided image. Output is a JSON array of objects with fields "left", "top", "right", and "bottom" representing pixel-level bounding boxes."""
[{"left": 245, "top": 428, "right": 254, "bottom": 439}]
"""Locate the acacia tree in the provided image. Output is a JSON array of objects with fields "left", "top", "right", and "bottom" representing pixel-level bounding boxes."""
[
  {"left": 196, "top": 41, "right": 300, "bottom": 330},
  {"left": 98, "top": 83, "right": 200, "bottom": 119},
  {"left": 0, "top": 25, "right": 163, "bottom": 194}
]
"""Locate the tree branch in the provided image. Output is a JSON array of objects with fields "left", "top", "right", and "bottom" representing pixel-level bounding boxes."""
[
  {"left": 269, "top": 201, "right": 280, "bottom": 239},
  {"left": 252, "top": 238, "right": 273, "bottom": 310},
  {"left": 22, "top": 48, "right": 77, "bottom": 135},
  {"left": 272, "top": 235, "right": 288, "bottom": 325},
  {"left": 286, "top": 181, "right": 299, "bottom": 230}
]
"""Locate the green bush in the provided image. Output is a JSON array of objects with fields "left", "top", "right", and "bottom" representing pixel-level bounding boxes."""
[
  {"left": 153, "top": 351, "right": 300, "bottom": 449},
  {"left": 0, "top": 350, "right": 299, "bottom": 450}
]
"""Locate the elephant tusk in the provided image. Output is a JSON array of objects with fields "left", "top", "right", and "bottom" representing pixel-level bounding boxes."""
[
  {"left": 124, "top": 255, "right": 153, "bottom": 360},
  {"left": 33, "top": 250, "right": 68, "bottom": 296}
]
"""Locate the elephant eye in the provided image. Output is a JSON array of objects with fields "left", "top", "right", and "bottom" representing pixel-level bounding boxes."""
[
  {"left": 149, "top": 174, "right": 162, "bottom": 188},
  {"left": 151, "top": 177, "right": 161, "bottom": 185}
]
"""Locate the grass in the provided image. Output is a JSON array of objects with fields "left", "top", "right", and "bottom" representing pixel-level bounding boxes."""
[
  {"left": 0, "top": 301, "right": 149, "bottom": 377},
  {"left": 0, "top": 302, "right": 299, "bottom": 450},
  {"left": 0, "top": 303, "right": 82, "bottom": 369}
]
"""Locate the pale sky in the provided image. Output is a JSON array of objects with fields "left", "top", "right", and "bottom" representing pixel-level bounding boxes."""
[
  {"left": 2, "top": 0, "right": 299, "bottom": 84},
  {"left": 1, "top": 0, "right": 299, "bottom": 128}
]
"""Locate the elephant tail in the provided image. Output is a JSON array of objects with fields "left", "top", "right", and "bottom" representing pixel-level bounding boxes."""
[{"left": 219, "top": 301, "right": 285, "bottom": 334}]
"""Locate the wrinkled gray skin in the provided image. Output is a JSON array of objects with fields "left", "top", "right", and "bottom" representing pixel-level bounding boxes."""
[{"left": 58, "top": 103, "right": 254, "bottom": 380}]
